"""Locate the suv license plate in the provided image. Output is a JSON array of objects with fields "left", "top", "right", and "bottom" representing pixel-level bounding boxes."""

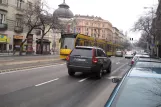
[{"left": 75, "top": 58, "right": 86, "bottom": 61}]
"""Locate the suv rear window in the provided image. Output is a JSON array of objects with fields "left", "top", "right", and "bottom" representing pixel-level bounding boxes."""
[{"left": 70, "top": 48, "right": 93, "bottom": 57}]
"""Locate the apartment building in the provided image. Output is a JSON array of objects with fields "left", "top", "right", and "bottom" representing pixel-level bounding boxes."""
[
  {"left": 73, "top": 15, "right": 113, "bottom": 41},
  {"left": 112, "top": 27, "right": 120, "bottom": 44},
  {"left": 0, "top": 0, "right": 39, "bottom": 53},
  {"left": 112, "top": 27, "right": 128, "bottom": 45}
]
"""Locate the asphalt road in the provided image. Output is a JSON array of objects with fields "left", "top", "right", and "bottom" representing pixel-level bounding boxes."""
[{"left": 0, "top": 57, "right": 131, "bottom": 107}]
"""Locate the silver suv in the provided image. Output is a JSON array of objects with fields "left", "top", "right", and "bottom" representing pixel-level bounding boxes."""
[{"left": 66, "top": 46, "right": 112, "bottom": 79}]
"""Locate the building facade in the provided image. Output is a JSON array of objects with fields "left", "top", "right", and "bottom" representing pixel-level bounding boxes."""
[
  {"left": 112, "top": 27, "right": 120, "bottom": 44},
  {"left": 153, "top": 0, "right": 161, "bottom": 57},
  {"left": 112, "top": 27, "right": 128, "bottom": 46},
  {"left": 72, "top": 15, "right": 113, "bottom": 41},
  {"left": 0, "top": 0, "right": 39, "bottom": 53}
]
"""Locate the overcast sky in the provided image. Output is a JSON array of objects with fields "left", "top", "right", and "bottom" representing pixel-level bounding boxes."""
[{"left": 45, "top": 0, "right": 158, "bottom": 40}]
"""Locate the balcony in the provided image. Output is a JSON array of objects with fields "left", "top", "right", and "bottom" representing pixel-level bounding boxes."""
[
  {"left": 0, "top": 2, "right": 8, "bottom": 12},
  {"left": 14, "top": 26, "right": 23, "bottom": 33},
  {"left": 0, "top": 23, "right": 7, "bottom": 31}
]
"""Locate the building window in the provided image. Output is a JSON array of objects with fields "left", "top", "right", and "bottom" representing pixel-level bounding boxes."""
[
  {"left": 85, "top": 22, "right": 88, "bottom": 25},
  {"left": 77, "top": 28, "right": 81, "bottom": 33},
  {"left": 0, "top": 13, "right": 6, "bottom": 24},
  {"left": 0, "top": 0, "right": 7, "bottom": 4},
  {"left": 86, "top": 28, "right": 88, "bottom": 31},
  {"left": 17, "top": 0, "right": 22, "bottom": 9},
  {"left": 28, "top": 1, "right": 32, "bottom": 8},
  {"left": 15, "top": 18, "right": 22, "bottom": 27},
  {"left": 98, "top": 23, "right": 100, "bottom": 27}
]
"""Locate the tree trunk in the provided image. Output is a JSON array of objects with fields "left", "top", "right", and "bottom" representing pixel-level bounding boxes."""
[
  {"left": 40, "top": 38, "right": 43, "bottom": 54},
  {"left": 19, "top": 39, "right": 27, "bottom": 56},
  {"left": 19, "top": 28, "right": 33, "bottom": 56},
  {"left": 40, "top": 30, "right": 44, "bottom": 54}
]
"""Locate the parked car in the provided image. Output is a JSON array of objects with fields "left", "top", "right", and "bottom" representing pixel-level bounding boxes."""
[
  {"left": 130, "top": 54, "right": 150, "bottom": 65},
  {"left": 124, "top": 51, "right": 133, "bottom": 59},
  {"left": 132, "top": 58, "right": 161, "bottom": 68},
  {"left": 104, "top": 61, "right": 161, "bottom": 107},
  {"left": 66, "top": 46, "right": 112, "bottom": 79},
  {"left": 115, "top": 51, "right": 123, "bottom": 57},
  {"left": 130, "top": 56, "right": 158, "bottom": 66}
]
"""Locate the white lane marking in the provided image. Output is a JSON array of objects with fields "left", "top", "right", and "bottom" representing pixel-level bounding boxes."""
[
  {"left": 78, "top": 78, "right": 89, "bottom": 82},
  {"left": 0, "top": 63, "right": 66, "bottom": 75},
  {"left": 0, "top": 59, "right": 14, "bottom": 62},
  {"left": 35, "top": 78, "right": 59, "bottom": 87},
  {"left": 116, "top": 62, "right": 120, "bottom": 64},
  {"left": 106, "top": 76, "right": 122, "bottom": 79},
  {"left": 111, "top": 63, "right": 128, "bottom": 75}
]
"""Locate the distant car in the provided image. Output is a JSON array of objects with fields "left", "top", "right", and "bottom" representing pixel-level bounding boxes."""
[
  {"left": 66, "top": 46, "right": 112, "bottom": 79},
  {"left": 124, "top": 51, "right": 133, "bottom": 59},
  {"left": 115, "top": 51, "right": 123, "bottom": 57},
  {"left": 104, "top": 60, "right": 161, "bottom": 107}
]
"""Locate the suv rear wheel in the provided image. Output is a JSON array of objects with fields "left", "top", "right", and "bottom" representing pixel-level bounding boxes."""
[
  {"left": 96, "top": 67, "right": 103, "bottom": 79},
  {"left": 68, "top": 69, "right": 75, "bottom": 76},
  {"left": 106, "top": 63, "right": 111, "bottom": 73}
]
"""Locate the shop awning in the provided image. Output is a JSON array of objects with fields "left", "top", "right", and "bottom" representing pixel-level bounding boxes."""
[{"left": 0, "top": 35, "right": 10, "bottom": 43}]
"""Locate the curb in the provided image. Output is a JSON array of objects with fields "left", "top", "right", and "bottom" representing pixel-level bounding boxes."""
[{"left": 0, "top": 62, "right": 65, "bottom": 74}]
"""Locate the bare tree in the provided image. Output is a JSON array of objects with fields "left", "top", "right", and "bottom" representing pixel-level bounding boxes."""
[
  {"left": 19, "top": 1, "right": 62, "bottom": 55},
  {"left": 132, "top": 8, "right": 157, "bottom": 45},
  {"left": 122, "top": 40, "right": 131, "bottom": 49},
  {"left": 38, "top": 15, "right": 60, "bottom": 54},
  {"left": 137, "top": 33, "right": 148, "bottom": 49},
  {"left": 133, "top": 15, "right": 154, "bottom": 42},
  {"left": 19, "top": 4, "right": 42, "bottom": 55},
  {"left": 36, "top": 4, "right": 60, "bottom": 54}
]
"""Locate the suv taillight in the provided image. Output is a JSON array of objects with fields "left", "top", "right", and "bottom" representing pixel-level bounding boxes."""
[
  {"left": 92, "top": 57, "right": 98, "bottom": 63},
  {"left": 92, "top": 48, "right": 98, "bottom": 63},
  {"left": 66, "top": 55, "right": 70, "bottom": 61},
  {"left": 131, "top": 60, "right": 134, "bottom": 65}
]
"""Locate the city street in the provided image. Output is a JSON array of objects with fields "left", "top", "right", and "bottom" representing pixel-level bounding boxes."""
[{"left": 0, "top": 57, "right": 131, "bottom": 107}]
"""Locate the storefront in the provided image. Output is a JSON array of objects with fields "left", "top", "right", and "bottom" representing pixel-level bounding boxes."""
[
  {"left": 26, "top": 34, "right": 33, "bottom": 54},
  {"left": 36, "top": 39, "right": 50, "bottom": 54},
  {"left": 0, "top": 34, "right": 10, "bottom": 52},
  {"left": 13, "top": 35, "right": 23, "bottom": 51}
]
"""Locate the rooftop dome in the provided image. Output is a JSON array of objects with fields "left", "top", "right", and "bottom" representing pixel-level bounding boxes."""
[{"left": 53, "top": 0, "right": 74, "bottom": 18}]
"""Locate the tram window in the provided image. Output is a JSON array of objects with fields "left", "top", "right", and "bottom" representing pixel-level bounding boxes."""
[
  {"left": 100, "top": 44, "right": 103, "bottom": 49},
  {"left": 88, "top": 42, "right": 91, "bottom": 46},
  {"left": 106, "top": 44, "right": 110, "bottom": 51},
  {"left": 84, "top": 41, "right": 88, "bottom": 46},
  {"left": 103, "top": 45, "right": 106, "bottom": 51}
]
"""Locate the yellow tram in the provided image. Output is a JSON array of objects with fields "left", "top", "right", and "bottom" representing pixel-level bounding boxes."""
[{"left": 59, "top": 33, "right": 123, "bottom": 59}]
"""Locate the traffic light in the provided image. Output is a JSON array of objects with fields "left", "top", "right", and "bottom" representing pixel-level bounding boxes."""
[{"left": 130, "top": 38, "right": 133, "bottom": 41}]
